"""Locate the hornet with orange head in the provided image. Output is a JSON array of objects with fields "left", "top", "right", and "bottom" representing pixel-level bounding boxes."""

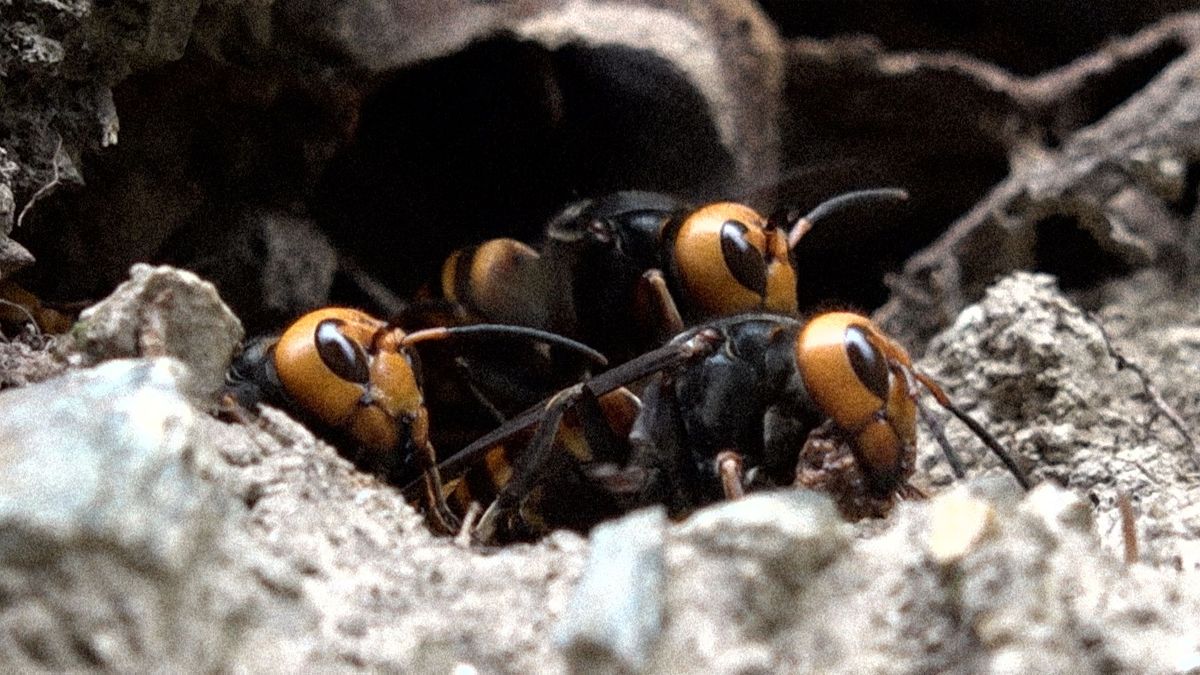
[
  {"left": 225, "top": 307, "right": 607, "bottom": 530},
  {"left": 422, "top": 311, "right": 1031, "bottom": 540},
  {"left": 433, "top": 188, "right": 909, "bottom": 363}
]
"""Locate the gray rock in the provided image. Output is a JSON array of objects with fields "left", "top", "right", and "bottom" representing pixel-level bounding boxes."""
[
  {"left": 825, "top": 480, "right": 1200, "bottom": 667},
  {"left": 0, "top": 168, "right": 32, "bottom": 280},
  {"left": 654, "top": 491, "right": 851, "bottom": 674},
  {"left": 0, "top": 235, "right": 34, "bottom": 280},
  {"left": 557, "top": 507, "right": 668, "bottom": 674},
  {"left": 1, "top": 0, "right": 200, "bottom": 223},
  {"left": 0, "top": 338, "right": 63, "bottom": 390},
  {"left": 0, "top": 358, "right": 248, "bottom": 671},
  {"left": 182, "top": 403, "right": 590, "bottom": 673},
  {"left": 673, "top": 490, "right": 851, "bottom": 585},
  {"left": 66, "top": 263, "right": 243, "bottom": 398},
  {"left": 643, "top": 484, "right": 1200, "bottom": 675},
  {"left": 919, "top": 271, "right": 1200, "bottom": 567},
  {"left": 179, "top": 209, "right": 339, "bottom": 333}
]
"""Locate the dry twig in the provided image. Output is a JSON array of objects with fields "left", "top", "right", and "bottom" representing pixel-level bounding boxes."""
[
  {"left": 15, "top": 134, "right": 65, "bottom": 230},
  {"left": 1089, "top": 312, "right": 1200, "bottom": 472},
  {"left": 0, "top": 298, "right": 43, "bottom": 343}
]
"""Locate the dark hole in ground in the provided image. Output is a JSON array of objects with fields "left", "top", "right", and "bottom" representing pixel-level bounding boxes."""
[
  {"left": 759, "top": 0, "right": 1197, "bottom": 76},
  {"left": 17, "top": 54, "right": 351, "bottom": 310},
  {"left": 314, "top": 37, "right": 735, "bottom": 303},
  {"left": 780, "top": 61, "right": 1013, "bottom": 311},
  {"left": 14, "top": 38, "right": 735, "bottom": 331},
  {"left": 1033, "top": 214, "right": 1133, "bottom": 290},
  {"left": 788, "top": 154, "right": 1010, "bottom": 311},
  {"left": 1042, "top": 38, "right": 1188, "bottom": 148}
]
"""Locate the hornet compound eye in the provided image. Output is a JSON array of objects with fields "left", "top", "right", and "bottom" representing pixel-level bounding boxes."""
[
  {"left": 314, "top": 319, "right": 372, "bottom": 384},
  {"left": 844, "top": 324, "right": 889, "bottom": 400},
  {"left": 719, "top": 219, "right": 769, "bottom": 297}
]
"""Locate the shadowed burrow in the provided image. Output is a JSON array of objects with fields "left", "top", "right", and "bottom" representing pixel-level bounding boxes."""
[
  {"left": 313, "top": 38, "right": 737, "bottom": 302},
  {"left": 12, "top": 1, "right": 774, "bottom": 334}
]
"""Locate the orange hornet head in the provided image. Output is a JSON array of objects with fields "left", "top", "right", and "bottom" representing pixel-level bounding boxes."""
[
  {"left": 671, "top": 203, "right": 798, "bottom": 320},
  {"left": 795, "top": 312, "right": 918, "bottom": 488},
  {"left": 272, "top": 308, "right": 426, "bottom": 457}
]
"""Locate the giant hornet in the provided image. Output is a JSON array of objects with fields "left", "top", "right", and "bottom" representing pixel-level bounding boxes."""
[
  {"left": 404, "top": 311, "right": 1031, "bottom": 541},
  {"left": 224, "top": 307, "right": 608, "bottom": 531},
  {"left": 431, "top": 188, "right": 908, "bottom": 363}
]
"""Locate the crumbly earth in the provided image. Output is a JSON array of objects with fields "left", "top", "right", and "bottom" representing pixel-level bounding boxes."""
[
  {"left": 0, "top": 334, "right": 63, "bottom": 389},
  {"left": 919, "top": 272, "right": 1200, "bottom": 570},
  {"left": 0, "top": 269, "right": 1198, "bottom": 672}
]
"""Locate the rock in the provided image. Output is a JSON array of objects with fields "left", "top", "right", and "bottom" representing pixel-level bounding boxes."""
[
  {"left": 673, "top": 491, "right": 851, "bottom": 582},
  {"left": 1, "top": 0, "right": 200, "bottom": 230},
  {"left": 65, "top": 263, "right": 243, "bottom": 398},
  {"left": 643, "top": 483, "right": 1200, "bottom": 674},
  {"left": 0, "top": 182, "right": 12, "bottom": 236},
  {"left": 557, "top": 507, "right": 668, "bottom": 674},
  {"left": 918, "top": 271, "right": 1200, "bottom": 567},
  {"left": 0, "top": 358, "right": 253, "bottom": 671},
  {"left": 0, "top": 337, "right": 65, "bottom": 390},
  {"left": 0, "top": 236, "right": 35, "bottom": 280},
  {"left": 0, "top": 151, "right": 35, "bottom": 277},
  {"left": 182, "top": 403, "right": 590, "bottom": 672},
  {"left": 654, "top": 491, "right": 850, "bottom": 673},
  {"left": 884, "top": 483, "right": 1200, "bottom": 674},
  {"left": 165, "top": 209, "right": 339, "bottom": 334},
  {"left": 923, "top": 488, "right": 998, "bottom": 565}
]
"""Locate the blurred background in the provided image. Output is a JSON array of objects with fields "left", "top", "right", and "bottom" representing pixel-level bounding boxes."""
[{"left": 5, "top": 0, "right": 1199, "bottom": 336}]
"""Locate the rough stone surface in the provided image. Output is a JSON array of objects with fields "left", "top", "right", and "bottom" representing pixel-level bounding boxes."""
[
  {"left": 188, "top": 405, "right": 589, "bottom": 672},
  {"left": 0, "top": 183, "right": 13, "bottom": 236},
  {"left": 0, "top": 335, "right": 64, "bottom": 390},
  {"left": 654, "top": 491, "right": 852, "bottom": 674},
  {"left": 0, "top": 236, "right": 35, "bottom": 280},
  {"left": 1, "top": 0, "right": 202, "bottom": 275},
  {"left": 918, "top": 272, "right": 1200, "bottom": 570},
  {"left": 0, "top": 358, "right": 281, "bottom": 671},
  {"left": 65, "top": 263, "right": 244, "bottom": 397},
  {"left": 0, "top": 269, "right": 1197, "bottom": 671},
  {"left": 556, "top": 482, "right": 1200, "bottom": 675},
  {"left": 557, "top": 507, "right": 668, "bottom": 673}
]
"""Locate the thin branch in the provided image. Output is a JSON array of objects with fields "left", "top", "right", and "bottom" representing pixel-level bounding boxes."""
[
  {"left": 0, "top": 298, "right": 43, "bottom": 341},
  {"left": 15, "top": 133, "right": 65, "bottom": 230},
  {"left": 1088, "top": 312, "right": 1200, "bottom": 472}
]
